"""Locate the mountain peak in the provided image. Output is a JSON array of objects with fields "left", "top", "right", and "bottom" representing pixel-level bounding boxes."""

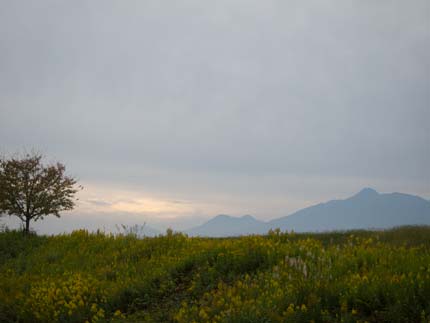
[
  {"left": 355, "top": 187, "right": 379, "bottom": 197},
  {"left": 186, "top": 214, "right": 267, "bottom": 237},
  {"left": 214, "top": 214, "right": 230, "bottom": 219},
  {"left": 210, "top": 214, "right": 232, "bottom": 222}
]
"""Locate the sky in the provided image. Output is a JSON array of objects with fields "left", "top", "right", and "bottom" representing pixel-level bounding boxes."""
[{"left": 1, "top": 0, "right": 429, "bottom": 233}]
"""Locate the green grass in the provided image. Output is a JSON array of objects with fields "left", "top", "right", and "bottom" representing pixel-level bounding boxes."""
[{"left": 0, "top": 226, "right": 429, "bottom": 323}]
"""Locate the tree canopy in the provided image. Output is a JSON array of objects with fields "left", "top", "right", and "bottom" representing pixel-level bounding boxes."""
[{"left": 0, "top": 153, "right": 81, "bottom": 233}]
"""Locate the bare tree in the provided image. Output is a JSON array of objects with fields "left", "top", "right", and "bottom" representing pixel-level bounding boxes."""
[{"left": 0, "top": 153, "right": 81, "bottom": 234}]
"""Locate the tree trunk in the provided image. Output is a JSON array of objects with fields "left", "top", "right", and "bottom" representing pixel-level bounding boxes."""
[{"left": 24, "top": 217, "right": 30, "bottom": 234}]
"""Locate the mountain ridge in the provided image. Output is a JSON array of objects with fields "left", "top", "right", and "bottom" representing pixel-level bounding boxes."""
[
  {"left": 185, "top": 213, "right": 268, "bottom": 237},
  {"left": 185, "top": 188, "right": 430, "bottom": 237}
]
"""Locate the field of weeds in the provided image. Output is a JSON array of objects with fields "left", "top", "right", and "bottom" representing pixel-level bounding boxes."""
[{"left": 0, "top": 226, "right": 429, "bottom": 323}]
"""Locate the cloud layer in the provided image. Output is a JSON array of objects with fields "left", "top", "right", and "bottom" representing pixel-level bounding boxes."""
[{"left": 1, "top": 0, "right": 429, "bottom": 231}]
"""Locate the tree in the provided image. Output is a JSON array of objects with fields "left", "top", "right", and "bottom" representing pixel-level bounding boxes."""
[{"left": 0, "top": 153, "right": 81, "bottom": 234}]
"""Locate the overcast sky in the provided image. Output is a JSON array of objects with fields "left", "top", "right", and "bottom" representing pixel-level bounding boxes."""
[{"left": 1, "top": 0, "right": 429, "bottom": 233}]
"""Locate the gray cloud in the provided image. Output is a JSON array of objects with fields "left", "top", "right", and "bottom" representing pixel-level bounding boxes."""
[{"left": 1, "top": 0, "right": 429, "bottom": 229}]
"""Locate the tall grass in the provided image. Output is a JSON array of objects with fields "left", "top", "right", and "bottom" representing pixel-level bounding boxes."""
[{"left": 0, "top": 226, "right": 429, "bottom": 322}]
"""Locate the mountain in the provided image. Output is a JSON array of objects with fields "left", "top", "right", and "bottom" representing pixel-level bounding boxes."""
[
  {"left": 185, "top": 214, "right": 268, "bottom": 237},
  {"left": 185, "top": 188, "right": 430, "bottom": 236},
  {"left": 269, "top": 188, "right": 430, "bottom": 232}
]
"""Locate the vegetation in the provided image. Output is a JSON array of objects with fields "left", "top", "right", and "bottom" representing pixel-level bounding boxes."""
[
  {"left": 0, "top": 226, "right": 429, "bottom": 323},
  {"left": 0, "top": 153, "right": 81, "bottom": 233}
]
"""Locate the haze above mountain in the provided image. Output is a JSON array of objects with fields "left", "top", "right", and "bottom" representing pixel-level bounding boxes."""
[{"left": 185, "top": 188, "right": 430, "bottom": 237}]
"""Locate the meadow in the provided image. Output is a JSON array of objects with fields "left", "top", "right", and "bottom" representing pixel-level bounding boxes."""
[{"left": 0, "top": 226, "right": 429, "bottom": 323}]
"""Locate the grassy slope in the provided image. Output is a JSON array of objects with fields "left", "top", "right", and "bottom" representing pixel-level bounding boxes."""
[{"left": 0, "top": 226, "right": 429, "bottom": 323}]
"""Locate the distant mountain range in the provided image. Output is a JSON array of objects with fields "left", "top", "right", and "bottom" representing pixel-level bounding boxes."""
[
  {"left": 185, "top": 188, "right": 430, "bottom": 237},
  {"left": 185, "top": 214, "right": 268, "bottom": 237}
]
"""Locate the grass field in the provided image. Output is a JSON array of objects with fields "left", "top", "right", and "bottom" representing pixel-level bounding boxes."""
[{"left": 0, "top": 226, "right": 429, "bottom": 323}]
